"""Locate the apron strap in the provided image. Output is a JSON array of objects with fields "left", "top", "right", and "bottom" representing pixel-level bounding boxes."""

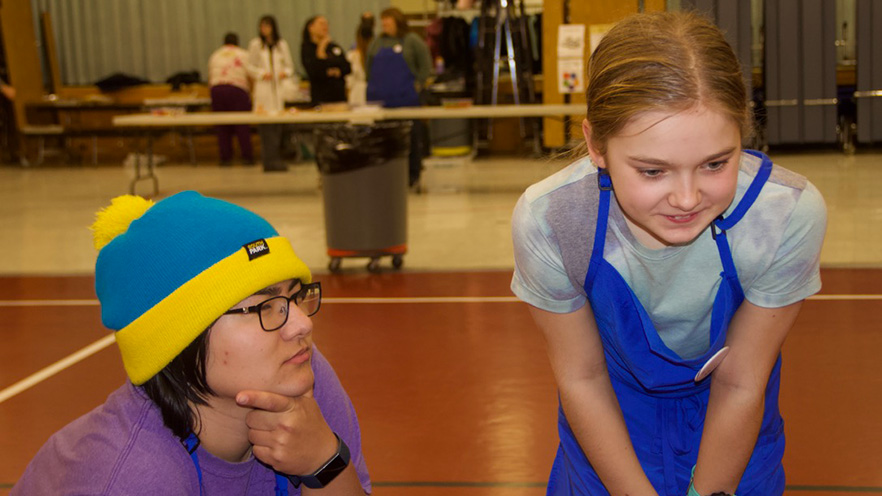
[
  {"left": 711, "top": 150, "right": 773, "bottom": 286},
  {"left": 715, "top": 150, "right": 773, "bottom": 230},
  {"left": 585, "top": 170, "right": 612, "bottom": 292}
]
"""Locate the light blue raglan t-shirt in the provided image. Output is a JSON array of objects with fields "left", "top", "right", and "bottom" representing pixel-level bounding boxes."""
[{"left": 511, "top": 151, "right": 827, "bottom": 359}]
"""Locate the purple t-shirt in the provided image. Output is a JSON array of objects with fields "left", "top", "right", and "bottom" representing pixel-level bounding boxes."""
[{"left": 12, "top": 346, "right": 371, "bottom": 495}]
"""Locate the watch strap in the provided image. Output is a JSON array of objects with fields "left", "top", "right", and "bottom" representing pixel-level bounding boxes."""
[
  {"left": 287, "top": 433, "right": 351, "bottom": 489},
  {"left": 688, "top": 465, "right": 736, "bottom": 496}
]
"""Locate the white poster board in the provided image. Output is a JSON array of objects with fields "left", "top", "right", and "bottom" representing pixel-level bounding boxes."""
[
  {"left": 557, "top": 24, "right": 586, "bottom": 59},
  {"left": 557, "top": 24, "right": 586, "bottom": 94},
  {"left": 557, "top": 59, "right": 584, "bottom": 94}
]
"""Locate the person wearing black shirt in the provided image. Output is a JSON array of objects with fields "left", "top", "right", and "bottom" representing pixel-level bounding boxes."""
[{"left": 301, "top": 16, "right": 351, "bottom": 105}]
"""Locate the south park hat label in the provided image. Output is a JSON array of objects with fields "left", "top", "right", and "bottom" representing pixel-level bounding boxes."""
[{"left": 244, "top": 239, "right": 270, "bottom": 261}]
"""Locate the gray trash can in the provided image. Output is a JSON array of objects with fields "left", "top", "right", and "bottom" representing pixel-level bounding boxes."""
[
  {"left": 314, "top": 121, "right": 411, "bottom": 272},
  {"left": 427, "top": 89, "right": 473, "bottom": 156},
  {"left": 430, "top": 111, "right": 472, "bottom": 156}
]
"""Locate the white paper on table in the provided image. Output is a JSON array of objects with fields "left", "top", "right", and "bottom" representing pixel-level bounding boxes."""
[
  {"left": 558, "top": 24, "right": 586, "bottom": 59},
  {"left": 558, "top": 58, "right": 584, "bottom": 94}
]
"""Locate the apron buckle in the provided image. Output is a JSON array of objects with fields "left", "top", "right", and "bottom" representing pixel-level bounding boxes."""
[
  {"left": 710, "top": 216, "right": 725, "bottom": 240},
  {"left": 597, "top": 170, "right": 613, "bottom": 191}
]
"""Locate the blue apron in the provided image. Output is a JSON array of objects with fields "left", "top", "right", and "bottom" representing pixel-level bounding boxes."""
[
  {"left": 366, "top": 43, "right": 420, "bottom": 108},
  {"left": 549, "top": 150, "right": 786, "bottom": 496}
]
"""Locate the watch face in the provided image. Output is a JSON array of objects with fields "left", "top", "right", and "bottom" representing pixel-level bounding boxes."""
[
  {"left": 299, "top": 434, "right": 351, "bottom": 489},
  {"left": 313, "top": 454, "right": 349, "bottom": 487}
]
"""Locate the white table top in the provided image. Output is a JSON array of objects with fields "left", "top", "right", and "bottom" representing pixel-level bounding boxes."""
[{"left": 112, "top": 104, "right": 586, "bottom": 127}]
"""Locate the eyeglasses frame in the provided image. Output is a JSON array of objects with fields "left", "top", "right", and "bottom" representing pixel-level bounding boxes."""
[{"left": 221, "top": 281, "right": 322, "bottom": 332}]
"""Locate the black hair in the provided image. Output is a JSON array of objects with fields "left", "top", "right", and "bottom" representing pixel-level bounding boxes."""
[
  {"left": 223, "top": 32, "right": 239, "bottom": 46},
  {"left": 259, "top": 14, "right": 280, "bottom": 47},
  {"left": 302, "top": 16, "right": 319, "bottom": 45},
  {"left": 141, "top": 328, "right": 214, "bottom": 442},
  {"left": 358, "top": 15, "right": 375, "bottom": 41},
  {"left": 355, "top": 13, "right": 375, "bottom": 60}
]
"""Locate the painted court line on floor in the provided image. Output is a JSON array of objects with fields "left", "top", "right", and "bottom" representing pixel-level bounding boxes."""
[
  {"left": 0, "top": 333, "right": 116, "bottom": 405},
  {"left": 1, "top": 294, "right": 878, "bottom": 405}
]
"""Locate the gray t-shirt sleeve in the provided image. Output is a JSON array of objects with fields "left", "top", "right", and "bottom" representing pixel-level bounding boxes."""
[
  {"left": 745, "top": 181, "right": 827, "bottom": 308},
  {"left": 511, "top": 193, "right": 586, "bottom": 313}
]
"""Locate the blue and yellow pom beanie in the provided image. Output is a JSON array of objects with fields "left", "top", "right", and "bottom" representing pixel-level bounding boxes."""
[{"left": 92, "top": 191, "right": 311, "bottom": 385}]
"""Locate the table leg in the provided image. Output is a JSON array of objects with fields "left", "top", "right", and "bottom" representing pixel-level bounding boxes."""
[{"left": 130, "top": 132, "right": 159, "bottom": 197}]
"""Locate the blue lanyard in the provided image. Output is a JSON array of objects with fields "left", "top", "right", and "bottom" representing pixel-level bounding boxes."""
[
  {"left": 184, "top": 432, "right": 289, "bottom": 495},
  {"left": 274, "top": 473, "right": 290, "bottom": 496}
]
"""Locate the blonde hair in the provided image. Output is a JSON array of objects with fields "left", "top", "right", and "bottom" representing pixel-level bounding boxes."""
[{"left": 585, "top": 11, "right": 752, "bottom": 155}]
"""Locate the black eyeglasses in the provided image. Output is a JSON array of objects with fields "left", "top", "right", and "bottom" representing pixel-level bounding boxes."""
[{"left": 222, "top": 282, "right": 322, "bottom": 332}]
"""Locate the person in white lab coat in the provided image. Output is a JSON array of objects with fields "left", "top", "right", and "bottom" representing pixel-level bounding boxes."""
[{"left": 248, "top": 15, "right": 295, "bottom": 172}]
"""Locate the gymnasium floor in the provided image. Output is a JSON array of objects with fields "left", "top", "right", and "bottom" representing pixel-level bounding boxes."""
[{"left": 1, "top": 150, "right": 880, "bottom": 494}]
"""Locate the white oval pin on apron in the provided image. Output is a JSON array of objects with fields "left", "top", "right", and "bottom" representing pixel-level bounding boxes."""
[{"left": 694, "top": 346, "right": 730, "bottom": 382}]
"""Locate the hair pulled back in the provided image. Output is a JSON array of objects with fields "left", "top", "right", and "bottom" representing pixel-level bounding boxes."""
[{"left": 585, "top": 11, "right": 751, "bottom": 154}]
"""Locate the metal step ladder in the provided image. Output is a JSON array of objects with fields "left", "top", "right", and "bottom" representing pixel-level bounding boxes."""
[{"left": 475, "top": 0, "right": 540, "bottom": 152}]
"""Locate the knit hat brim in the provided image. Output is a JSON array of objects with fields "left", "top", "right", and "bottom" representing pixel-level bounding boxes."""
[{"left": 116, "top": 236, "right": 310, "bottom": 385}]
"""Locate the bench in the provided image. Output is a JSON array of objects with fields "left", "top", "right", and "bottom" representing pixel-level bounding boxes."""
[{"left": 19, "top": 125, "right": 66, "bottom": 166}]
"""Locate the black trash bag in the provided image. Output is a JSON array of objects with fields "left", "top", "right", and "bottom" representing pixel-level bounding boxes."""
[
  {"left": 94, "top": 72, "right": 150, "bottom": 92},
  {"left": 166, "top": 71, "right": 201, "bottom": 91},
  {"left": 314, "top": 122, "right": 411, "bottom": 175}
]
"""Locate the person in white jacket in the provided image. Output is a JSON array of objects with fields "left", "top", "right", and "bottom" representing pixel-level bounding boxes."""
[
  {"left": 345, "top": 13, "right": 374, "bottom": 106},
  {"left": 248, "top": 15, "right": 294, "bottom": 172}
]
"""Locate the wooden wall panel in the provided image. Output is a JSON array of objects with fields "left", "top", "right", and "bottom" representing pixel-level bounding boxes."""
[
  {"left": 1, "top": 0, "right": 44, "bottom": 129},
  {"left": 542, "top": 0, "right": 565, "bottom": 148},
  {"left": 543, "top": 1, "right": 665, "bottom": 147},
  {"left": 570, "top": 0, "right": 642, "bottom": 24},
  {"left": 645, "top": 0, "right": 667, "bottom": 12}
]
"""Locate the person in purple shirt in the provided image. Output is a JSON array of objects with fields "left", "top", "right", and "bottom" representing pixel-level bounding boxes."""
[{"left": 13, "top": 191, "right": 371, "bottom": 495}]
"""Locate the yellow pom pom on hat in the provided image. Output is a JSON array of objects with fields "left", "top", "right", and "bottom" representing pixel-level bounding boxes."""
[
  {"left": 91, "top": 191, "right": 311, "bottom": 385},
  {"left": 92, "top": 195, "right": 155, "bottom": 250}
]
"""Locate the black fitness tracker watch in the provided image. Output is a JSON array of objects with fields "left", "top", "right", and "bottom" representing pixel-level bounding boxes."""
[{"left": 287, "top": 433, "right": 351, "bottom": 489}]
